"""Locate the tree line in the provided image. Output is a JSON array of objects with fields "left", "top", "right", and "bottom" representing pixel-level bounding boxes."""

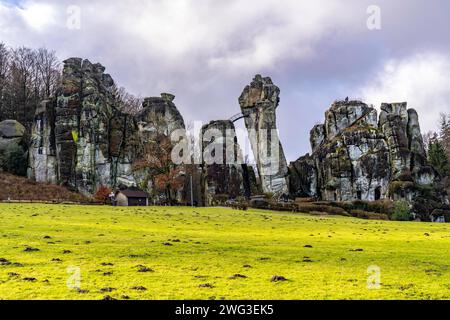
[
  {"left": 424, "top": 113, "right": 450, "bottom": 189},
  {"left": 0, "top": 42, "right": 61, "bottom": 130},
  {"left": 0, "top": 42, "right": 142, "bottom": 131}
]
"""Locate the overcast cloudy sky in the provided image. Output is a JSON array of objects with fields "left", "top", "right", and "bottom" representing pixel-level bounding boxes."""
[{"left": 1, "top": 0, "right": 449, "bottom": 161}]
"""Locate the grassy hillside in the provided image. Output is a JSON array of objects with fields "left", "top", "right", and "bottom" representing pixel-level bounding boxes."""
[
  {"left": 0, "top": 173, "right": 90, "bottom": 202},
  {"left": 0, "top": 204, "right": 449, "bottom": 300}
]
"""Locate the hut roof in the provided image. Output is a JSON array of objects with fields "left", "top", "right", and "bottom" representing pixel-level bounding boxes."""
[{"left": 117, "top": 189, "right": 149, "bottom": 198}]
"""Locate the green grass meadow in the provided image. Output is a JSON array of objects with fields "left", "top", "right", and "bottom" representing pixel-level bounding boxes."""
[{"left": 0, "top": 204, "right": 449, "bottom": 300}]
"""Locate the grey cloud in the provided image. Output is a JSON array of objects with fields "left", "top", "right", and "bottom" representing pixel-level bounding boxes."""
[{"left": 1, "top": 0, "right": 449, "bottom": 161}]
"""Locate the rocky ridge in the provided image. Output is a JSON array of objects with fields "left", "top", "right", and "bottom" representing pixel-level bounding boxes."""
[{"left": 1, "top": 56, "right": 446, "bottom": 219}]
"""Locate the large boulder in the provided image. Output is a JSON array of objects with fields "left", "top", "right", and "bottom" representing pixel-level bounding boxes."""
[
  {"left": 135, "top": 93, "right": 185, "bottom": 141},
  {"left": 324, "top": 100, "right": 377, "bottom": 140},
  {"left": 133, "top": 93, "right": 187, "bottom": 201},
  {"left": 313, "top": 101, "right": 390, "bottom": 201},
  {"left": 0, "top": 120, "right": 25, "bottom": 138}
]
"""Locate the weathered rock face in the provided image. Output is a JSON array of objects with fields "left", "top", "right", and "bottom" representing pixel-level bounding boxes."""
[
  {"left": 28, "top": 58, "right": 192, "bottom": 200},
  {"left": 28, "top": 100, "right": 58, "bottom": 183},
  {"left": 239, "top": 75, "right": 289, "bottom": 196},
  {"left": 134, "top": 94, "right": 187, "bottom": 201},
  {"left": 290, "top": 99, "right": 447, "bottom": 219},
  {"left": 378, "top": 103, "right": 446, "bottom": 218},
  {"left": 379, "top": 103, "right": 431, "bottom": 184},
  {"left": 289, "top": 154, "right": 317, "bottom": 198},
  {"left": 42, "top": 58, "right": 140, "bottom": 194},
  {"left": 200, "top": 120, "right": 247, "bottom": 205},
  {"left": 311, "top": 101, "right": 390, "bottom": 202},
  {"left": 136, "top": 94, "right": 185, "bottom": 142}
]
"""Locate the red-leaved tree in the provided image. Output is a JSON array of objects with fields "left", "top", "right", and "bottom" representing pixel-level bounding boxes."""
[
  {"left": 133, "top": 134, "right": 184, "bottom": 204},
  {"left": 94, "top": 185, "right": 112, "bottom": 204}
]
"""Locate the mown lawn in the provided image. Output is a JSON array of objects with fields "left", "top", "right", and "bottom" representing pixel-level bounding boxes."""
[{"left": 0, "top": 204, "right": 449, "bottom": 300}]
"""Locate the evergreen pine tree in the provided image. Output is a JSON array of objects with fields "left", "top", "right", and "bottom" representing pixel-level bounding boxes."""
[{"left": 428, "top": 134, "right": 450, "bottom": 178}]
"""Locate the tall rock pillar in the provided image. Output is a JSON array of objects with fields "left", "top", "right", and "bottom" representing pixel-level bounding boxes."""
[
  {"left": 200, "top": 120, "right": 246, "bottom": 205},
  {"left": 55, "top": 58, "right": 82, "bottom": 188},
  {"left": 238, "top": 75, "right": 289, "bottom": 196}
]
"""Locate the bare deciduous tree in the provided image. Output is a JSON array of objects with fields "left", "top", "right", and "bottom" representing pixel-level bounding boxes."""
[
  {"left": 0, "top": 43, "right": 9, "bottom": 120},
  {"left": 112, "top": 84, "right": 143, "bottom": 115},
  {"left": 36, "top": 48, "right": 61, "bottom": 99},
  {"left": 9, "top": 46, "right": 35, "bottom": 125},
  {"left": 0, "top": 44, "right": 62, "bottom": 128}
]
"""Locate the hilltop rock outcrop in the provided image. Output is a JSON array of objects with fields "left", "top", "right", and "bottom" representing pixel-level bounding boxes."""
[
  {"left": 239, "top": 75, "right": 289, "bottom": 196},
  {"left": 289, "top": 100, "right": 448, "bottom": 220}
]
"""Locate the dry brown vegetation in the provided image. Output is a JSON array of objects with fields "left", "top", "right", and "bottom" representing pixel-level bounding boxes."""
[{"left": 0, "top": 172, "right": 91, "bottom": 203}]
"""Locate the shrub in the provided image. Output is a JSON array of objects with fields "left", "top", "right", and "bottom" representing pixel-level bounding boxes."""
[
  {"left": 366, "top": 200, "right": 395, "bottom": 215},
  {"left": 213, "top": 194, "right": 229, "bottom": 205},
  {"left": 95, "top": 186, "right": 112, "bottom": 204},
  {"left": 391, "top": 201, "right": 412, "bottom": 221},
  {"left": 297, "top": 203, "right": 350, "bottom": 216},
  {"left": 264, "top": 192, "right": 274, "bottom": 200},
  {"left": 350, "top": 210, "right": 389, "bottom": 220},
  {"left": 2, "top": 144, "right": 27, "bottom": 176},
  {"left": 389, "top": 181, "right": 415, "bottom": 196}
]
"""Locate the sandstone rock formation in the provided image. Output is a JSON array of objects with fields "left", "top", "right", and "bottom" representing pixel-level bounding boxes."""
[
  {"left": 289, "top": 99, "right": 447, "bottom": 219},
  {"left": 28, "top": 100, "right": 58, "bottom": 183},
  {"left": 29, "top": 58, "right": 140, "bottom": 194},
  {"left": 200, "top": 120, "right": 247, "bottom": 205},
  {"left": 23, "top": 61, "right": 447, "bottom": 213},
  {"left": 239, "top": 75, "right": 289, "bottom": 196},
  {"left": 28, "top": 58, "right": 189, "bottom": 200},
  {"left": 134, "top": 93, "right": 187, "bottom": 201},
  {"left": 136, "top": 94, "right": 185, "bottom": 139}
]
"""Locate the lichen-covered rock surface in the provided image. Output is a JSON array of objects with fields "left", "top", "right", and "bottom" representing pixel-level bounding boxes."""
[
  {"left": 27, "top": 58, "right": 188, "bottom": 198},
  {"left": 289, "top": 100, "right": 448, "bottom": 220},
  {"left": 200, "top": 120, "right": 251, "bottom": 205}
]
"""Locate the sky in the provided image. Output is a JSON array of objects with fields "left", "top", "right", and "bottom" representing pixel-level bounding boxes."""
[{"left": 0, "top": 0, "right": 449, "bottom": 162}]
